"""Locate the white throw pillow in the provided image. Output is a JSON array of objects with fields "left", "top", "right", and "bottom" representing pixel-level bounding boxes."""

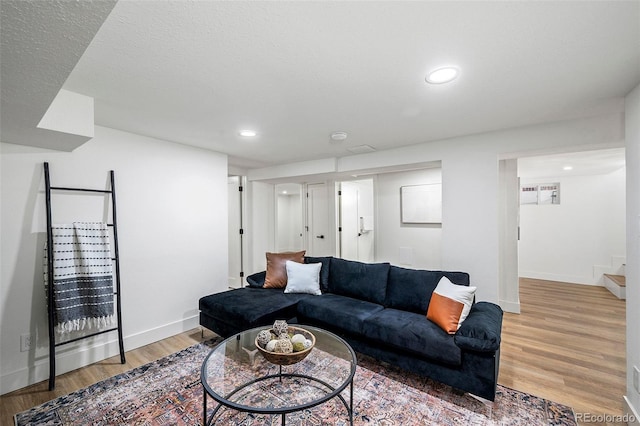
[{"left": 284, "top": 260, "right": 322, "bottom": 295}]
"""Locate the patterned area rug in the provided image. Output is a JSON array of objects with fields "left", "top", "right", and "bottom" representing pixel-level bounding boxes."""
[{"left": 15, "top": 339, "right": 577, "bottom": 425}]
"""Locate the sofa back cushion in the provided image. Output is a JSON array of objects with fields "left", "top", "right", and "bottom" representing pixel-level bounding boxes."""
[
  {"left": 329, "top": 258, "right": 390, "bottom": 305},
  {"left": 385, "top": 266, "right": 470, "bottom": 314},
  {"left": 304, "top": 256, "right": 332, "bottom": 292},
  {"left": 246, "top": 271, "right": 266, "bottom": 288}
]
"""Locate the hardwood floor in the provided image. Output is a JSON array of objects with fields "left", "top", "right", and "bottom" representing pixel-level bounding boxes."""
[
  {"left": 1, "top": 278, "right": 628, "bottom": 425},
  {"left": 0, "top": 328, "right": 209, "bottom": 426},
  {"left": 499, "top": 278, "right": 627, "bottom": 425}
]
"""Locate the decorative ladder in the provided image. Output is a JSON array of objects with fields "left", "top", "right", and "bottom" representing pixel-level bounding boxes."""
[{"left": 43, "top": 162, "right": 126, "bottom": 390}]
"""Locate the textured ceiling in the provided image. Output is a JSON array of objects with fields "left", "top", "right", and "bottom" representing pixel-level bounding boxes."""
[
  {"left": 0, "top": 0, "right": 117, "bottom": 150},
  {"left": 2, "top": 1, "right": 639, "bottom": 169}
]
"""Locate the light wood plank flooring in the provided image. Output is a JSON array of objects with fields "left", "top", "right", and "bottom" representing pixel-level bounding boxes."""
[
  {"left": 0, "top": 329, "right": 207, "bottom": 426},
  {"left": 1, "top": 278, "right": 627, "bottom": 425},
  {"left": 500, "top": 278, "right": 627, "bottom": 425}
]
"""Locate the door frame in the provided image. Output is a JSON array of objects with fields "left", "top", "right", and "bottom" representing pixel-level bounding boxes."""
[{"left": 228, "top": 175, "right": 246, "bottom": 288}]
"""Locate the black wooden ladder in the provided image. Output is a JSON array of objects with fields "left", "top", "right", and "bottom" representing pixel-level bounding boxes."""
[{"left": 43, "top": 162, "right": 125, "bottom": 390}]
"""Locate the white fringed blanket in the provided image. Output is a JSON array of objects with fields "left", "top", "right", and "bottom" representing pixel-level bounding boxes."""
[{"left": 44, "top": 222, "right": 115, "bottom": 334}]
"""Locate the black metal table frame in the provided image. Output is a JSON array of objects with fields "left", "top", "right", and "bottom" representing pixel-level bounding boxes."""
[{"left": 201, "top": 328, "right": 356, "bottom": 425}]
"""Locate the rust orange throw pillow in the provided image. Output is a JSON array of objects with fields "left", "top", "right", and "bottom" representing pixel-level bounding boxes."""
[
  {"left": 263, "top": 251, "right": 306, "bottom": 289},
  {"left": 426, "top": 276, "right": 476, "bottom": 334}
]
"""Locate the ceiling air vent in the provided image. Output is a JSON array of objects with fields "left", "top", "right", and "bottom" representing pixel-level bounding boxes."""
[{"left": 347, "top": 145, "right": 376, "bottom": 154}]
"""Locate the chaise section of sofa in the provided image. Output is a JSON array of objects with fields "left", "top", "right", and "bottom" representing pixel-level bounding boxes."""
[
  {"left": 199, "top": 287, "right": 315, "bottom": 337},
  {"left": 198, "top": 255, "right": 503, "bottom": 401},
  {"left": 199, "top": 256, "right": 331, "bottom": 337}
]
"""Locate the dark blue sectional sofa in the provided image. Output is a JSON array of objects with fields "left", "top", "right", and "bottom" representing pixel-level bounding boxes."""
[{"left": 199, "top": 256, "right": 503, "bottom": 401}]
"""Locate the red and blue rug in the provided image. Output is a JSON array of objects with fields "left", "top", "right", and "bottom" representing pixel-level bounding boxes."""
[{"left": 15, "top": 339, "right": 576, "bottom": 425}]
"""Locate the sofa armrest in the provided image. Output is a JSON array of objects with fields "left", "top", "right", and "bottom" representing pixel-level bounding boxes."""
[
  {"left": 454, "top": 302, "right": 503, "bottom": 352},
  {"left": 246, "top": 271, "right": 266, "bottom": 288}
]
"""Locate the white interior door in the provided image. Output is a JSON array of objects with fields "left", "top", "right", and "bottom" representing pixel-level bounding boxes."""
[
  {"left": 275, "top": 183, "right": 304, "bottom": 252},
  {"left": 307, "top": 183, "right": 332, "bottom": 256},
  {"left": 340, "top": 180, "right": 374, "bottom": 262},
  {"left": 228, "top": 176, "right": 242, "bottom": 288}
]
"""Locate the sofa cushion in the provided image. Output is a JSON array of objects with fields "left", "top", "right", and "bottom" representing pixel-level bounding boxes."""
[
  {"left": 329, "top": 258, "right": 390, "bottom": 305},
  {"left": 199, "top": 288, "right": 313, "bottom": 328},
  {"left": 362, "top": 308, "right": 462, "bottom": 366},
  {"left": 385, "top": 266, "right": 470, "bottom": 314},
  {"left": 304, "top": 256, "right": 332, "bottom": 291},
  {"left": 264, "top": 251, "right": 306, "bottom": 289},
  {"left": 246, "top": 271, "right": 266, "bottom": 288},
  {"left": 297, "top": 294, "right": 384, "bottom": 335},
  {"left": 284, "top": 260, "right": 322, "bottom": 295}
]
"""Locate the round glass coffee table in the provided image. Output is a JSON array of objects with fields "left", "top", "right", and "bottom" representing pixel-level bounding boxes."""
[{"left": 200, "top": 325, "right": 357, "bottom": 425}]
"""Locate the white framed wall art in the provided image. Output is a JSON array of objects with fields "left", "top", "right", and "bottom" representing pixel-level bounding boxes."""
[{"left": 400, "top": 183, "right": 442, "bottom": 224}]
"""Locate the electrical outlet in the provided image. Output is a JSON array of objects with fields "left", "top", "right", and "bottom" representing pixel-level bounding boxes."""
[
  {"left": 634, "top": 365, "right": 640, "bottom": 393},
  {"left": 20, "top": 334, "right": 32, "bottom": 352}
]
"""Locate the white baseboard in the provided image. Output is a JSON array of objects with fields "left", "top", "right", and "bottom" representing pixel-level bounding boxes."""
[
  {"left": 624, "top": 396, "right": 640, "bottom": 425},
  {"left": 519, "top": 271, "right": 601, "bottom": 286},
  {"left": 499, "top": 300, "right": 521, "bottom": 314},
  {"left": 0, "top": 315, "right": 199, "bottom": 395}
]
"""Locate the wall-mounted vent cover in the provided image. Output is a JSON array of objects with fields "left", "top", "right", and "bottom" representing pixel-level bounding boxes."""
[{"left": 347, "top": 145, "right": 376, "bottom": 154}]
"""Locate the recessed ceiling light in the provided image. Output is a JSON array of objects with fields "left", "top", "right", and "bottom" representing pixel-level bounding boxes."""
[
  {"left": 563, "top": 166, "right": 573, "bottom": 171},
  {"left": 239, "top": 130, "right": 257, "bottom": 137},
  {"left": 330, "top": 131, "right": 348, "bottom": 141},
  {"left": 425, "top": 67, "right": 459, "bottom": 84}
]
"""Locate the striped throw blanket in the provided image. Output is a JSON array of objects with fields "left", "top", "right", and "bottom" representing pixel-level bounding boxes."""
[{"left": 44, "top": 222, "right": 115, "bottom": 334}]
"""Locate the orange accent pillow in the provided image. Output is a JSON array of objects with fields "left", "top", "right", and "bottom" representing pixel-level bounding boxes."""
[
  {"left": 426, "top": 276, "right": 476, "bottom": 334},
  {"left": 263, "top": 251, "right": 306, "bottom": 289},
  {"left": 427, "top": 293, "right": 465, "bottom": 334}
]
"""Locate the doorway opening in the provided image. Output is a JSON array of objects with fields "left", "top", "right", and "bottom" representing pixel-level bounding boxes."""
[
  {"left": 517, "top": 148, "right": 626, "bottom": 289},
  {"left": 499, "top": 147, "right": 626, "bottom": 312}
]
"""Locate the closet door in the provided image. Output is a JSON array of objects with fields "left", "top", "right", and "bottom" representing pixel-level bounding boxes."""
[
  {"left": 228, "top": 176, "right": 243, "bottom": 288},
  {"left": 340, "top": 179, "right": 374, "bottom": 262},
  {"left": 307, "top": 183, "right": 332, "bottom": 256}
]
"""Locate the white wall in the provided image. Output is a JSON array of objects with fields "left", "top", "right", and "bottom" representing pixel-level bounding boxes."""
[
  {"left": 376, "top": 168, "right": 442, "bottom": 269},
  {"left": 624, "top": 84, "right": 640, "bottom": 422},
  {"left": 0, "top": 126, "right": 229, "bottom": 394},
  {"left": 519, "top": 169, "right": 626, "bottom": 285},
  {"left": 249, "top": 112, "right": 624, "bottom": 303}
]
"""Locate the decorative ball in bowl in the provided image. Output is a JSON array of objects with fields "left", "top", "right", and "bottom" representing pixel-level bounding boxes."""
[{"left": 255, "top": 324, "right": 316, "bottom": 366}]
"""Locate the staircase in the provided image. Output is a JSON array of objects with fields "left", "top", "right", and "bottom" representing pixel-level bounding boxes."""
[{"left": 604, "top": 264, "right": 626, "bottom": 299}]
